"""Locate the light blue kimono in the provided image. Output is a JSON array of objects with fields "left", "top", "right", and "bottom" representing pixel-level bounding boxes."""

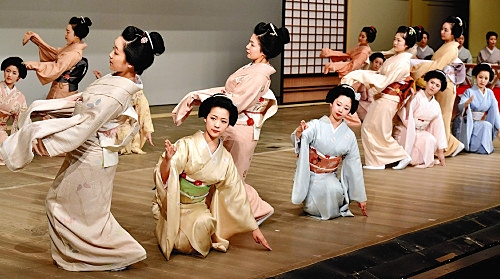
[
  {"left": 456, "top": 85, "right": 500, "bottom": 154},
  {"left": 291, "top": 116, "right": 366, "bottom": 220}
]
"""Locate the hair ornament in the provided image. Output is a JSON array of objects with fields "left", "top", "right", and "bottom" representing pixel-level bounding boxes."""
[
  {"left": 269, "top": 23, "right": 278, "bottom": 36},
  {"left": 80, "top": 16, "right": 85, "bottom": 24},
  {"left": 456, "top": 16, "right": 463, "bottom": 27},
  {"left": 341, "top": 83, "right": 356, "bottom": 94},
  {"left": 354, "top": 92, "right": 361, "bottom": 101},
  {"left": 435, "top": 69, "right": 447, "bottom": 79},
  {"left": 408, "top": 26, "right": 416, "bottom": 36}
]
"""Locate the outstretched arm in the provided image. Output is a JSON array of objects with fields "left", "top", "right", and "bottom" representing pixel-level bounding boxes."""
[{"left": 159, "top": 139, "right": 177, "bottom": 184}]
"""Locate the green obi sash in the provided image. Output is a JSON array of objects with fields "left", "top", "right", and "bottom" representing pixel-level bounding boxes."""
[{"left": 179, "top": 175, "right": 211, "bottom": 203}]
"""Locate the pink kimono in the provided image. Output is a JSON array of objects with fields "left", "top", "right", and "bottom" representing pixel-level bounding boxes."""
[
  {"left": 24, "top": 33, "right": 86, "bottom": 99},
  {"left": 394, "top": 90, "right": 447, "bottom": 168},
  {"left": 172, "top": 63, "right": 277, "bottom": 224},
  {"left": 0, "top": 81, "right": 27, "bottom": 164}
]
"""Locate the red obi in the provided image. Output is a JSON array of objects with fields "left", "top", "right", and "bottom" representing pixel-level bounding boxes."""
[
  {"left": 382, "top": 76, "right": 414, "bottom": 109},
  {"left": 309, "top": 147, "right": 342, "bottom": 174}
]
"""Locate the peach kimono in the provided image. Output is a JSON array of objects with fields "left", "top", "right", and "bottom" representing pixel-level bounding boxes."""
[{"left": 24, "top": 33, "right": 86, "bottom": 99}]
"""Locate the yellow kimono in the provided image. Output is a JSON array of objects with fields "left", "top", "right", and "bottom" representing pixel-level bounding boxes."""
[
  {"left": 411, "top": 41, "right": 461, "bottom": 156},
  {"left": 152, "top": 131, "right": 258, "bottom": 260}
]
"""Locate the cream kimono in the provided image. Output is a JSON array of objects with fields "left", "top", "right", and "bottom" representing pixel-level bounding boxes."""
[
  {"left": 24, "top": 34, "right": 86, "bottom": 99},
  {"left": 172, "top": 63, "right": 277, "bottom": 223},
  {"left": 0, "top": 82, "right": 27, "bottom": 164},
  {"left": 291, "top": 116, "right": 366, "bottom": 220},
  {"left": 152, "top": 131, "right": 258, "bottom": 260},
  {"left": 342, "top": 52, "right": 413, "bottom": 166},
  {"left": 117, "top": 89, "right": 154, "bottom": 154},
  {"left": 411, "top": 41, "right": 462, "bottom": 156},
  {"left": 394, "top": 90, "right": 447, "bottom": 168},
  {"left": 0, "top": 75, "right": 146, "bottom": 271}
]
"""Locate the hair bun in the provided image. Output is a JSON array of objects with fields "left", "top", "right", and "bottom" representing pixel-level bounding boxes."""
[{"left": 279, "top": 27, "right": 291, "bottom": 45}]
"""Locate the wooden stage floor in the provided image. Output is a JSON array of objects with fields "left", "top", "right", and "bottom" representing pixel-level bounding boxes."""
[{"left": 0, "top": 103, "right": 499, "bottom": 278}]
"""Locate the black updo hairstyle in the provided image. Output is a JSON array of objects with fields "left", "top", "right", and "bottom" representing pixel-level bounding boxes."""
[
  {"left": 361, "top": 26, "right": 377, "bottom": 43},
  {"left": 472, "top": 63, "right": 495, "bottom": 82},
  {"left": 69, "top": 16, "right": 92, "bottom": 39},
  {"left": 413, "top": 26, "right": 425, "bottom": 42},
  {"left": 443, "top": 16, "right": 464, "bottom": 39},
  {"left": 1, "top": 56, "right": 27, "bottom": 79},
  {"left": 121, "top": 26, "right": 165, "bottom": 75},
  {"left": 396, "top": 26, "right": 417, "bottom": 49},
  {"left": 198, "top": 94, "right": 238, "bottom": 126},
  {"left": 325, "top": 84, "right": 358, "bottom": 114},
  {"left": 424, "top": 70, "right": 448, "bottom": 91},
  {"left": 369, "top": 52, "right": 385, "bottom": 63},
  {"left": 254, "top": 22, "right": 290, "bottom": 59}
]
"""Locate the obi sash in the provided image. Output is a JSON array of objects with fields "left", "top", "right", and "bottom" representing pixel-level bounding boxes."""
[
  {"left": 471, "top": 111, "right": 486, "bottom": 121},
  {"left": 382, "top": 76, "right": 414, "bottom": 109},
  {"left": 309, "top": 147, "right": 341, "bottom": 174},
  {"left": 179, "top": 173, "right": 211, "bottom": 203}
]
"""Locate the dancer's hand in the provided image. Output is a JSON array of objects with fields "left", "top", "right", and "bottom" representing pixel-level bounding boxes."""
[
  {"left": 252, "top": 228, "right": 272, "bottom": 251},
  {"left": 146, "top": 132, "right": 154, "bottom": 146},
  {"left": 93, "top": 70, "right": 102, "bottom": 79},
  {"left": 164, "top": 139, "right": 177, "bottom": 160},
  {"left": 295, "top": 120, "right": 308, "bottom": 139},
  {"left": 358, "top": 201, "right": 368, "bottom": 216}
]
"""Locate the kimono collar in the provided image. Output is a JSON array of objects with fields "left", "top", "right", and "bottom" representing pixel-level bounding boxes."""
[{"left": 244, "top": 62, "right": 276, "bottom": 76}]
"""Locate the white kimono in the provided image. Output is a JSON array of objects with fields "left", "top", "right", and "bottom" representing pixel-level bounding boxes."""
[{"left": 291, "top": 116, "right": 366, "bottom": 220}]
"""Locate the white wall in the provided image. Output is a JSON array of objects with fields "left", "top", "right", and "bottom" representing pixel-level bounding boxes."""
[{"left": 0, "top": 0, "right": 282, "bottom": 105}]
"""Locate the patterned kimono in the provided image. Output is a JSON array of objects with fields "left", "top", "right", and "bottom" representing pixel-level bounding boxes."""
[
  {"left": 24, "top": 36, "right": 87, "bottom": 99},
  {"left": 411, "top": 41, "right": 462, "bottom": 156},
  {"left": 117, "top": 89, "right": 154, "bottom": 154},
  {"left": 0, "top": 75, "right": 146, "bottom": 271},
  {"left": 342, "top": 52, "right": 413, "bottom": 166},
  {"left": 291, "top": 116, "right": 366, "bottom": 220},
  {"left": 0, "top": 81, "right": 27, "bottom": 164},
  {"left": 172, "top": 63, "right": 277, "bottom": 223},
  {"left": 455, "top": 85, "right": 500, "bottom": 154},
  {"left": 394, "top": 90, "right": 447, "bottom": 168},
  {"left": 326, "top": 43, "right": 371, "bottom": 78},
  {"left": 152, "top": 131, "right": 257, "bottom": 260}
]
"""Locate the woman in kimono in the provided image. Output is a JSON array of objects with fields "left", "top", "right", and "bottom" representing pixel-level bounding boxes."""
[
  {"left": 393, "top": 70, "right": 448, "bottom": 168},
  {"left": 477, "top": 31, "right": 500, "bottom": 65},
  {"left": 376, "top": 25, "right": 424, "bottom": 59},
  {"left": 153, "top": 95, "right": 271, "bottom": 260},
  {"left": 411, "top": 16, "right": 465, "bottom": 157},
  {"left": 0, "top": 26, "right": 165, "bottom": 271},
  {"left": 321, "top": 26, "right": 377, "bottom": 78},
  {"left": 22, "top": 16, "right": 92, "bottom": 99},
  {"left": 172, "top": 22, "right": 290, "bottom": 225},
  {"left": 0, "top": 57, "right": 28, "bottom": 165},
  {"left": 291, "top": 84, "right": 367, "bottom": 220},
  {"left": 455, "top": 63, "right": 500, "bottom": 154},
  {"left": 341, "top": 26, "right": 417, "bottom": 170}
]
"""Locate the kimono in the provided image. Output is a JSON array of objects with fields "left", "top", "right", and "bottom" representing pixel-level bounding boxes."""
[
  {"left": 172, "top": 63, "right": 277, "bottom": 223},
  {"left": 411, "top": 41, "right": 462, "bottom": 157},
  {"left": 458, "top": 47, "right": 473, "bottom": 64},
  {"left": 152, "top": 131, "right": 258, "bottom": 260},
  {"left": 379, "top": 45, "right": 418, "bottom": 59},
  {"left": 0, "top": 81, "right": 27, "bottom": 164},
  {"left": 117, "top": 89, "right": 154, "bottom": 154},
  {"left": 0, "top": 74, "right": 146, "bottom": 271},
  {"left": 417, "top": 45, "right": 435, "bottom": 60},
  {"left": 342, "top": 52, "right": 413, "bottom": 166},
  {"left": 477, "top": 46, "right": 500, "bottom": 65},
  {"left": 394, "top": 90, "right": 447, "bottom": 168},
  {"left": 291, "top": 116, "right": 366, "bottom": 220},
  {"left": 24, "top": 33, "right": 87, "bottom": 99},
  {"left": 326, "top": 44, "right": 371, "bottom": 78},
  {"left": 455, "top": 85, "right": 500, "bottom": 154}
]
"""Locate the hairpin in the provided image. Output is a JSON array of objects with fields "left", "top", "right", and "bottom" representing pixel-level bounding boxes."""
[
  {"left": 269, "top": 23, "right": 278, "bottom": 36},
  {"left": 408, "top": 27, "right": 416, "bottom": 35},
  {"left": 80, "top": 16, "right": 85, "bottom": 24},
  {"left": 456, "top": 16, "right": 463, "bottom": 27}
]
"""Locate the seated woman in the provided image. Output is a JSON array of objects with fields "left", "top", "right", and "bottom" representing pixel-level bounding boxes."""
[
  {"left": 152, "top": 95, "right": 271, "bottom": 260},
  {"left": 454, "top": 63, "right": 500, "bottom": 154},
  {"left": 393, "top": 70, "right": 448, "bottom": 168},
  {"left": 290, "top": 85, "right": 367, "bottom": 220},
  {"left": 321, "top": 26, "right": 377, "bottom": 78},
  {"left": 0, "top": 57, "right": 28, "bottom": 165}
]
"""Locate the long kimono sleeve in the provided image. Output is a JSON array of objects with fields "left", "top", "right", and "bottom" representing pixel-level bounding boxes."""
[
  {"left": 290, "top": 119, "right": 318, "bottom": 204},
  {"left": 25, "top": 44, "right": 84, "bottom": 85},
  {"left": 457, "top": 88, "right": 474, "bottom": 149},
  {"left": 171, "top": 86, "right": 225, "bottom": 126},
  {"left": 210, "top": 158, "right": 258, "bottom": 241},
  {"left": 486, "top": 90, "right": 500, "bottom": 137},
  {"left": 411, "top": 42, "right": 458, "bottom": 80},
  {"left": 340, "top": 132, "right": 367, "bottom": 203},
  {"left": 10, "top": 95, "right": 27, "bottom": 134},
  {"left": 428, "top": 107, "right": 448, "bottom": 150}
]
